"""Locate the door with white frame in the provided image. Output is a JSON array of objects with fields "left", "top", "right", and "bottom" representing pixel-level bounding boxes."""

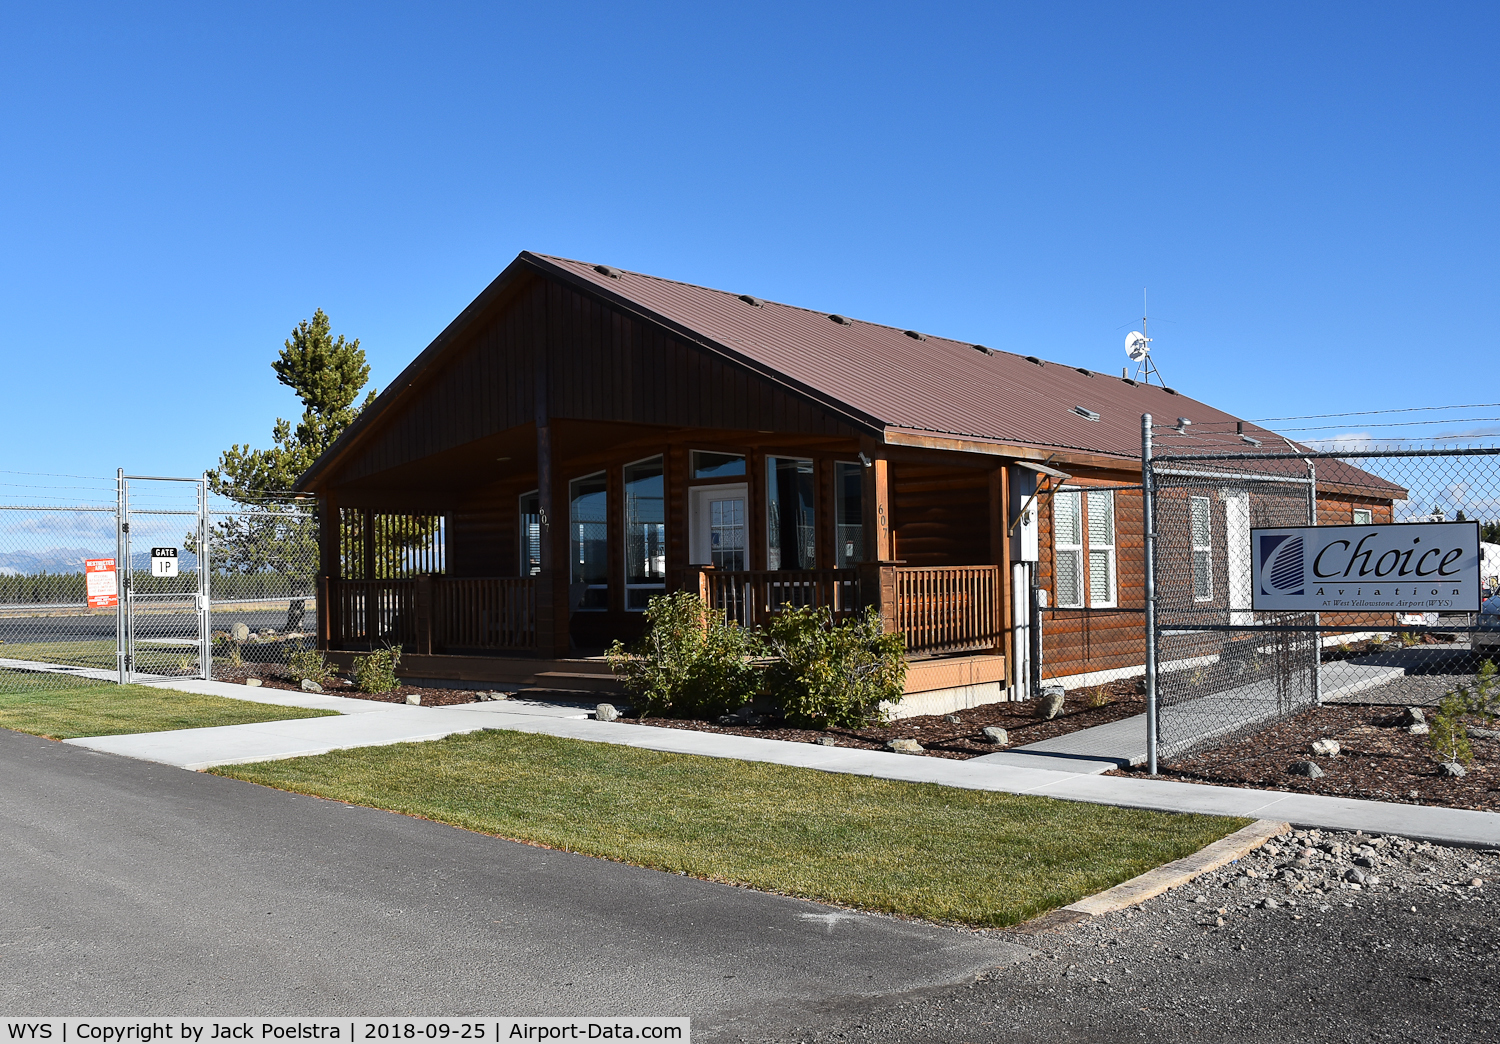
[{"left": 690, "top": 484, "right": 748, "bottom": 571}]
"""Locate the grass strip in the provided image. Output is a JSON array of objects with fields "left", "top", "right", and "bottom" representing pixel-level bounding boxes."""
[
  {"left": 213, "top": 729, "right": 1248, "bottom": 927},
  {"left": 0, "top": 671, "right": 334, "bottom": 739}
]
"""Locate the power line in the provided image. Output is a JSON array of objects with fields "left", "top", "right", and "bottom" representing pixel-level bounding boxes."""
[{"left": 1250, "top": 403, "right": 1500, "bottom": 422}]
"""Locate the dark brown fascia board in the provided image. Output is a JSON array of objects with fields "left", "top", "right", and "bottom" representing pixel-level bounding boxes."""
[
  {"left": 882, "top": 427, "right": 1140, "bottom": 472},
  {"left": 295, "top": 255, "right": 542, "bottom": 492},
  {"left": 521, "top": 252, "right": 887, "bottom": 436}
]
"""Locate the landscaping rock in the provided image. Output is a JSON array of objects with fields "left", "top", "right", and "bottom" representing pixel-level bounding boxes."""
[
  {"left": 1288, "top": 761, "right": 1325, "bottom": 779},
  {"left": 817, "top": 736, "right": 839, "bottom": 746},
  {"left": 887, "top": 738, "right": 924, "bottom": 754},
  {"left": 982, "top": 726, "right": 1009, "bottom": 746},
  {"left": 405, "top": 694, "right": 421, "bottom": 706},
  {"left": 944, "top": 714, "right": 961, "bottom": 724},
  {"left": 1469, "top": 726, "right": 1500, "bottom": 740},
  {"left": 299, "top": 678, "right": 323, "bottom": 693},
  {"left": 1345, "top": 868, "right": 1368, "bottom": 885},
  {"left": 1259, "top": 897, "right": 1280, "bottom": 909},
  {"left": 244, "top": 677, "right": 262, "bottom": 687},
  {"left": 230, "top": 622, "right": 250, "bottom": 642},
  {"left": 1402, "top": 707, "right": 1427, "bottom": 726},
  {"left": 1439, "top": 761, "right": 1467, "bottom": 778},
  {"left": 595, "top": 703, "right": 620, "bottom": 722},
  {"left": 1038, "top": 685, "right": 1066, "bottom": 720},
  {"left": 1310, "top": 738, "right": 1341, "bottom": 757},
  {"left": 1408, "top": 723, "right": 1430, "bottom": 736},
  {"left": 1353, "top": 856, "right": 1376, "bottom": 869}
]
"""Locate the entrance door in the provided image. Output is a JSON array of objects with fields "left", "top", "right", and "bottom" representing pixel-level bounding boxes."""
[{"left": 690, "top": 484, "right": 748, "bottom": 570}]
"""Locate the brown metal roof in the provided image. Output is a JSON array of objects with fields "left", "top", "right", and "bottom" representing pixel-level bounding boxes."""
[
  {"left": 296, "top": 250, "right": 1404, "bottom": 500},
  {"left": 529, "top": 254, "right": 1404, "bottom": 498}
]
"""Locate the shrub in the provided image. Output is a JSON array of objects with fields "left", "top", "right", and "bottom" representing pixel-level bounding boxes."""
[
  {"left": 1430, "top": 659, "right": 1500, "bottom": 769},
  {"left": 1085, "top": 685, "right": 1111, "bottom": 709},
  {"left": 606, "top": 592, "right": 760, "bottom": 719},
  {"left": 354, "top": 645, "right": 402, "bottom": 694},
  {"left": 288, "top": 648, "right": 334, "bottom": 687},
  {"left": 763, "top": 606, "right": 907, "bottom": 728}
]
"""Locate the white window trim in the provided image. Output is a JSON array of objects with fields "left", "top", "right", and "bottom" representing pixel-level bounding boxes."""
[
  {"left": 1085, "top": 489, "right": 1118, "bottom": 608},
  {"left": 1054, "top": 489, "right": 1085, "bottom": 608},
  {"left": 1353, "top": 508, "right": 1373, "bottom": 525},
  {"left": 1192, "top": 495, "right": 1213, "bottom": 602},
  {"left": 622, "top": 455, "right": 666, "bottom": 613}
]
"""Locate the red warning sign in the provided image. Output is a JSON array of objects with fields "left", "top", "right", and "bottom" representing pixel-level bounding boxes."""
[{"left": 85, "top": 558, "right": 118, "bottom": 608}]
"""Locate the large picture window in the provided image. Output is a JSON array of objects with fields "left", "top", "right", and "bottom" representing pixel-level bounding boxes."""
[
  {"left": 570, "top": 472, "right": 608, "bottom": 611},
  {"left": 1053, "top": 489, "right": 1116, "bottom": 608},
  {"left": 1192, "top": 495, "right": 1213, "bottom": 602},
  {"left": 624, "top": 457, "right": 665, "bottom": 611},
  {"left": 767, "top": 457, "right": 816, "bottom": 570}
]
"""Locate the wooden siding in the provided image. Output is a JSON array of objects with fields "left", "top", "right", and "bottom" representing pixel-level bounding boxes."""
[
  {"left": 890, "top": 463, "right": 990, "bottom": 566},
  {"left": 332, "top": 276, "right": 863, "bottom": 488}
]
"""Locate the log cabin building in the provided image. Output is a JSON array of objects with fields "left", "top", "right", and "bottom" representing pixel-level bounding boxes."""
[{"left": 295, "top": 252, "right": 1404, "bottom": 714}]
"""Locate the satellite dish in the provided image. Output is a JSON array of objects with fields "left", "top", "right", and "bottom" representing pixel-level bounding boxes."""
[{"left": 1125, "top": 331, "right": 1151, "bottom": 361}]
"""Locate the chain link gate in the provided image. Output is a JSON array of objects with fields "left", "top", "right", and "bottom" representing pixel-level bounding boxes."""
[
  {"left": 1143, "top": 415, "right": 1500, "bottom": 771},
  {"left": 119, "top": 472, "right": 211, "bottom": 682}
]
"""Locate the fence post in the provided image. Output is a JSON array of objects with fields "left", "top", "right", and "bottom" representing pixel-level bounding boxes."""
[
  {"left": 1142, "top": 413, "right": 1159, "bottom": 776},
  {"left": 1306, "top": 457, "right": 1321, "bottom": 705}
]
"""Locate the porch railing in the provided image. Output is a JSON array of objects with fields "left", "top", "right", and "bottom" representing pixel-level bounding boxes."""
[
  {"left": 694, "top": 568, "right": 860, "bottom": 629},
  {"left": 894, "top": 565, "right": 1002, "bottom": 656},
  {"left": 331, "top": 576, "right": 536, "bottom": 653}
]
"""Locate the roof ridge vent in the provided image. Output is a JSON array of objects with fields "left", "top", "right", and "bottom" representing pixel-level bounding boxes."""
[
  {"left": 737, "top": 294, "right": 763, "bottom": 306},
  {"left": 1163, "top": 387, "right": 1178, "bottom": 395},
  {"left": 1076, "top": 367, "right": 1093, "bottom": 376},
  {"left": 1025, "top": 355, "right": 1045, "bottom": 366},
  {"left": 593, "top": 264, "right": 622, "bottom": 278},
  {"left": 971, "top": 344, "right": 992, "bottom": 354},
  {"left": 1120, "top": 377, "right": 1138, "bottom": 386},
  {"left": 1072, "top": 406, "right": 1101, "bottom": 422},
  {"left": 903, "top": 330, "right": 926, "bottom": 341},
  {"left": 828, "top": 314, "right": 852, "bottom": 326}
]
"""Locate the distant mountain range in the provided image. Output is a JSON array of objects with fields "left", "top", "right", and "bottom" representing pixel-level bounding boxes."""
[{"left": 0, "top": 547, "right": 199, "bottom": 575}]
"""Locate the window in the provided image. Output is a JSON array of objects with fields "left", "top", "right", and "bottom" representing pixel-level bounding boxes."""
[
  {"left": 767, "top": 457, "right": 816, "bottom": 569},
  {"left": 1192, "top": 495, "right": 1213, "bottom": 601},
  {"left": 569, "top": 473, "right": 608, "bottom": 610},
  {"left": 519, "top": 491, "right": 540, "bottom": 576},
  {"left": 835, "top": 461, "right": 864, "bottom": 567},
  {"left": 1087, "top": 490, "right": 1116, "bottom": 607},
  {"left": 692, "top": 451, "right": 745, "bottom": 479},
  {"left": 1054, "top": 490, "right": 1083, "bottom": 608},
  {"left": 1054, "top": 489, "right": 1117, "bottom": 608},
  {"left": 1353, "top": 508, "right": 1373, "bottom": 525},
  {"left": 709, "top": 496, "right": 745, "bottom": 570},
  {"left": 623, "top": 457, "right": 665, "bottom": 611}
]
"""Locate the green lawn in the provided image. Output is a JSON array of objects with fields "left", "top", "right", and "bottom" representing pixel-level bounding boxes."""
[
  {"left": 0, "top": 639, "right": 118, "bottom": 670},
  {"left": 213, "top": 730, "right": 1248, "bottom": 927},
  {"left": 0, "top": 670, "right": 334, "bottom": 739}
]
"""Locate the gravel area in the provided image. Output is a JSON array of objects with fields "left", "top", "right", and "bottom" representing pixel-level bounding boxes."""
[
  {"left": 1112, "top": 704, "right": 1500, "bottom": 812},
  {"left": 733, "top": 830, "right": 1500, "bottom": 1043},
  {"left": 624, "top": 679, "right": 1147, "bottom": 759}
]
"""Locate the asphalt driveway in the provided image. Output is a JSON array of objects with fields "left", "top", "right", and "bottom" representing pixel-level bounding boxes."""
[{"left": 0, "top": 729, "right": 1027, "bottom": 1038}]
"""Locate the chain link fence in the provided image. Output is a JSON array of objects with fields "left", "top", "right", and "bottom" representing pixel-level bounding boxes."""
[
  {"left": 1145, "top": 434, "right": 1500, "bottom": 764},
  {"left": 0, "top": 472, "right": 320, "bottom": 696}
]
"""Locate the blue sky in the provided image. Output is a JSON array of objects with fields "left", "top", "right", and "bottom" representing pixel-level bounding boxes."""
[{"left": 3, "top": 2, "right": 1497, "bottom": 487}]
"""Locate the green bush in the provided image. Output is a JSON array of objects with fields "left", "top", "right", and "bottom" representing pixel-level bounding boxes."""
[
  {"left": 606, "top": 592, "right": 760, "bottom": 719},
  {"left": 763, "top": 606, "right": 907, "bottom": 728},
  {"left": 288, "top": 648, "right": 334, "bottom": 687},
  {"left": 354, "top": 645, "right": 402, "bottom": 694}
]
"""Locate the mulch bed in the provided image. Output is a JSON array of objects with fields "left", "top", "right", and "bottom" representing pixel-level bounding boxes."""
[
  {"left": 623, "top": 678, "right": 1148, "bottom": 760},
  {"left": 1111, "top": 704, "right": 1500, "bottom": 812},
  {"left": 214, "top": 665, "right": 492, "bottom": 707}
]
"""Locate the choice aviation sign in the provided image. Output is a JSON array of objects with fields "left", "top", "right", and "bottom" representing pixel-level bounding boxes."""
[{"left": 1251, "top": 522, "right": 1481, "bottom": 612}]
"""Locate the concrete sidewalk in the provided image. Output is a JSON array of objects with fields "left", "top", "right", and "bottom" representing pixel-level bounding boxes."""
[{"left": 59, "top": 676, "right": 1500, "bottom": 847}]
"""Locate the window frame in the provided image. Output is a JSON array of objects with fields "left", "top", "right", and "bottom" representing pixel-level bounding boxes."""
[
  {"left": 1191, "top": 494, "right": 1214, "bottom": 602},
  {"left": 1053, "top": 489, "right": 1085, "bottom": 608},
  {"left": 519, "top": 490, "right": 540, "bottom": 577},
  {"left": 622, "top": 455, "right": 666, "bottom": 612},
  {"left": 568, "top": 471, "right": 609, "bottom": 612},
  {"left": 1353, "top": 507, "right": 1373, "bottom": 525},
  {"left": 1085, "top": 489, "right": 1118, "bottom": 609},
  {"left": 766, "top": 455, "right": 817, "bottom": 571},
  {"left": 834, "top": 460, "right": 864, "bottom": 567}
]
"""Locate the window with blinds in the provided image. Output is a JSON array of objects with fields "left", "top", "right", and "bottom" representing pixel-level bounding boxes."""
[
  {"left": 1087, "top": 489, "right": 1116, "bottom": 607},
  {"left": 1055, "top": 491, "right": 1084, "bottom": 607}
]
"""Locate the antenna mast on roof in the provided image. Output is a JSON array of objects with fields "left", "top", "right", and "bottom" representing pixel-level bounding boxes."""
[{"left": 1124, "top": 288, "right": 1165, "bottom": 385}]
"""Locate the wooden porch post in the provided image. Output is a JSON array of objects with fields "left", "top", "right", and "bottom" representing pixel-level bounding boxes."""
[
  {"left": 361, "top": 507, "right": 375, "bottom": 580},
  {"left": 414, "top": 573, "right": 434, "bottom": 655},
  {"left": 534, "top": 420, "right": 569, "bottom": 658},
  {"left": 991, "top": 466, "right": 1011, "bottom": 664},
  {"left": 859, "top": 436, "right": 896, "bottom": 634}
]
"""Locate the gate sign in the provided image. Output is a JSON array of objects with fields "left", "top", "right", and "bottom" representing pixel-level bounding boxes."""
[
  {"left": 84, "top": 558, "right": 118, "bottom": 608},
  {"left": 150, "top": 547, "right": 179, "bottom": 578},
  {"left": 1251, "top": 521, "right": 1481, "bottom": 612}
]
